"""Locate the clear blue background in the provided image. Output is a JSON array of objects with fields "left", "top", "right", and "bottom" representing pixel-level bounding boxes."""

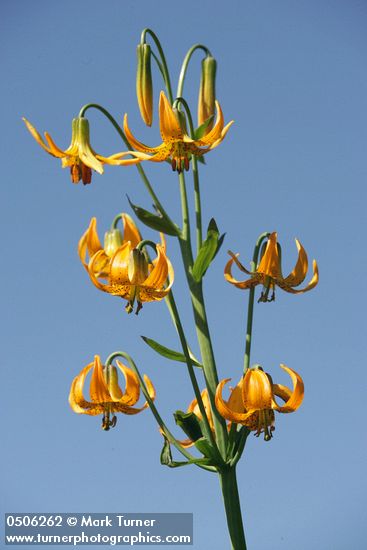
[{"left": 2, "top": 1, "right": 367, "bottom": 548}]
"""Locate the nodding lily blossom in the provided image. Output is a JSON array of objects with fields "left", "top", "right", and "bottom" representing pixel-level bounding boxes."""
[
  {"left": 225, "top": 232, "right": 319, "bottom": 302},
  {"left": 69, "top": 355, "right": 155, "bottom": 431},
  {"left": 86, "top": 234, "right": 174, "bottom": 314},
  {"left": 215, "top": 365, "right": 304, "bottom": 441},
  {"left": 179, "top": 389, "right": 215, "bottom": 448},
  {"left": 78, "top": 214, "right": 141, "bottom": 277},
  {"left": 23, "top": 117, "right": 131, "bottom": 185},
  {"left": 121, "top": 91, "right": 233, "bottom": 173}
]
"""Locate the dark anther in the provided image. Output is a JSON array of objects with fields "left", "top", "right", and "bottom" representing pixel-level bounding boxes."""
[
  {"left": 110, "top": 415, "right": 117, "bottom": 428},
  {"left": 135, "top": 301, "right": 143, "bottom": 315}
]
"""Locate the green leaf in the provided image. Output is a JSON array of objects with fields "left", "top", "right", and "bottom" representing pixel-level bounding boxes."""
[
  {"left": 213, "top": 233, "right": 226, "bottom": 260},
  {"left": 127, "top": 197, "right": 179, "bottom": 236},
  {"left": 194, "top": 437, "right": 218, "bottom": 460},
  {"left": 193, "top": 115, "right": 215, "bottom": 140},
  {"left": 174, "top": 410, "right": 203, "bottom": 443},
  {"left": 141, "top": 336, "right": 202, "bottom": 368},
  {"left": 160, "top": 437, "right": 189, "bottom": 468},
  {"left": 160, "top": 437, "right": 214, "bottom": 468},
  {"left": 192, "top": 218, "right": 223, "bottom": 282}
]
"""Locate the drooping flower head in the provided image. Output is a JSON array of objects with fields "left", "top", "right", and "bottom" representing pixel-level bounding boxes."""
[
  {"left": 69, "top": 355, "right": 155, "bottom": 430},
  {"left": 215, "top": 364, "right": 304, "bottom": 441},
  {"left": 84, "top": 228, "right": 174, "bottom": 314},
  {"left": 225, "top": 232, "right": 318, "bottom": 302},
  {"left": 122, "top": 91, "right": 233, "bottom": 173},
  {"left": 23, "top": 116, "right": 131, "bottom": 184}
]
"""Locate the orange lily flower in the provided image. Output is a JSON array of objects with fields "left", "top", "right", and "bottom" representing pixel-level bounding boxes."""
[
  {"left": 225, "top": 232, "right": 318, "bottom": 302},
  {"left": 86, "top": 234, "right": 174, "bottom": 314},
  {"left": 215, "top": 365, "right": 304, "bottom": 441},
  {"left": 78, "top": 214, "right": 141, "bottom": 277},
  {"left": 69, "top": 355, "right": 155, "bottom": 430},
  {"left": 122, "top": 91, "right": 233, "bottom": 172},
  {"left": 23, "top": 116, "right": 131, "bottom": 184}
]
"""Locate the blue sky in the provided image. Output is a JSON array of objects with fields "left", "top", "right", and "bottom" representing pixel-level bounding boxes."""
[{"left": 2, "top": 1, "right": 367, "bottom": 549}]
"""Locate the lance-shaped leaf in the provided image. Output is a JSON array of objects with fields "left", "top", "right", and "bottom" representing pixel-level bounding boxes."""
[
  {"left": 141, "top": 336, "right": 202, "bottom": 368},
  {"left": 192, "top": 218, "right": 225, "bottom": 282},
  {"left": 160, "top": 436, "right": 214, "bottom": 468},
  {"left": 128, "top": 197, "right": 179, "bottom": 236}
]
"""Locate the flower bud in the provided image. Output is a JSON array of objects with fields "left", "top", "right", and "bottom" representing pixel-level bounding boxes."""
[
  {"left": 174, "top": 410, "right": 203, "bottom": 443},
  {"left": 136, "top": 43, "right": 153, "bottom": 126},
  {"left": 105, "top": 365, "right": 123, "bottom": 401},
  {"left": 198, "top": 56, "right": 217, "bottom": 132},
  {"left": 104, "top": 229, "right": 123, "bottom": 257},
  {"left": 128, "top": 249, "right": 149, "bottom": 285}
]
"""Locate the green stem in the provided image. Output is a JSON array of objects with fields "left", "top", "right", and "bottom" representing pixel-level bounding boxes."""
[
  {"left": 173, "top": 98, "right": 202, "bottom": 250},
  {"left": 243, "top": 232, "right": 269, "bottom": 373},
  {"left": 104, "top": 351, "right": 214, "bottom": 472},
  {"left": 165, "top": 292, "right": 222, "bottom": 462},
  {"left": 177, "top": 44, "right": 211, "bottom": 98},
  {"left": 219, "top": 467, "right": 247, "bottom": 550},
  {"left": 177, "top": 172, "right": 228, "bottom": 457},
  {"left": 229, "top": 427, "right": 250, "bottom": 468},
  {"left": 141, "top": 28, "right": 173, "bottom": 103},
  {"left": 192, "top": 156, "right": 202, "bottom": 252},
  {"left": 178, "top": 171, "right": 192, "bottom": 245}
]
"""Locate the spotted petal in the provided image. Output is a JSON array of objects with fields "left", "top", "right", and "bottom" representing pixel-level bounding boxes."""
[
  {"left": 159, "top": 92, "right": 183, "bottom": 141},
  {"left": 215, "top": 379, "right": 257, "bottom": 424},
  {"left": 90, "top": 355, "right": 111, "bottom": 403},
  {"left": 124, "top": 114, "right": 162, "bottom": 154},
  {"left": 115, "top": 360, "right": 140, "bottom": 406},
  {"left": 224, "top": 253, "right": 257, "bottom": 289}
]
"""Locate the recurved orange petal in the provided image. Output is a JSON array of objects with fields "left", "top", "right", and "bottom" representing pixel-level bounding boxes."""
[
  {"left": 22, "top": 118, "right": 53, "bottom": 154},
  {"left": 122, "top": 214, "right": 142, "bottom": 249},
  {"left": 124, "top": 114, "right": 160, "bottom": 154},
  {"left": 282, "top": 239, "right": 308, "bottom": 287},
  {"left": 90, "top": 355, "right": 111, "bottom": 403},
  {"left": 159, "top": 92, "right": 183, "bottom": 141},
  {"left": 69, "top": 361, "right": 95, "bottom": 413},
  {"left": 115, "top": 360, "right": 140, "bottom": 406},
  {"left": 224, "top": 254, "right": 257, "bottom": 289},
  {"left": 215, "top": 379, "right": 257, "bottom": 424},
  {"left": 271, "top": 365, "right": 304, "bottom": 413},
  {"left": 280, "top": 260, "right": 319, "bottom": 294}
]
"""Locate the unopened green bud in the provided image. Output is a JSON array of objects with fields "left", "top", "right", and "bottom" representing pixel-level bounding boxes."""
[
  {"left": 136, "top": 43, "right": 153, "bottom": 126},
  {"left": 106, "top": 365, "right": 123, "bottom": 401},
  {"left": 174, "top": 410, "right": 203, "bottom": 443},
  {"left": 104, "top": 229, "right": 123, "bottom": 257},
  {"left": 128, "top": 249, "right": 149, "bottom": 284},
  {"left": 198, "top": 56, "right": 217, "bottom": 132},
  {"left": 173, "top": 107, "right": 188, "bottom": 135}
]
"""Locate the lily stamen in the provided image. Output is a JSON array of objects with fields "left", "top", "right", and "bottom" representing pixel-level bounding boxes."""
[{"left": 258, "top": 278, "right": 275, "bottom": 303}]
